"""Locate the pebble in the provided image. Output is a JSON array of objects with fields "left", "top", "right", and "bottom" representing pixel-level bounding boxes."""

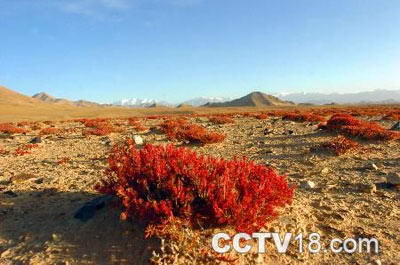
[
  {"left": 133, "top": 135, "right": 144, "bottom": 145},
  {"left": 300, "top": 181, "right": 316, "bottom": 189},
  {"left": 29, "top": 136, "right": 42, "bottom": 144},
  {"left": 321, "top": 167, "right": 330, "bottom": 174},
  {"left": 370, "top": 163, "right": 379, "bottom": 170}
]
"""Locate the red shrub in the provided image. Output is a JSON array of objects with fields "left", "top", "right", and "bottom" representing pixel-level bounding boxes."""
[
  {"left": 95, "top": 141, "right": 294, "bottom": 233},
  {"left": 253, "top": 113, "right": 268, "bottom": 120},
  {"left": 320, "top": 135, "right": 360, "bottom": 155},
  {"left": 14, "top": 144, "right": 38, "bottom": 156},
  {"left": 39, "top": 127, "right": 61, "bottom": 135},
  {"left": 326, "top": 114, "right": 362, "bottom": 131},
  {"left": 128, "top": 118, "right": 148, "bottom": 132},
  {"left": 0, "top": 146, "right": 7, "bottom": 155},
  {"left": 325, "top": 114, "right": 400, "bottom": 141},
  {"left": 82, "top": 119, "right": 124, "bottom": 136},
  {"left": 17, "top": 121, "right": 30, "bottom": 127},
  {"left": 57, "top": 157, "right": 70, "bottom": 165},
  {"left": 209, "top": 116, "right": 235, "bottom": 124},
  {"left": 0, "top": 123, "right": 29, "bottom": 134},
  {"left": 282, "top": 112, "right": 325, "bottom": 122},
  {"left": 160, "top": 119, "right": 225, "bottom": 145}
]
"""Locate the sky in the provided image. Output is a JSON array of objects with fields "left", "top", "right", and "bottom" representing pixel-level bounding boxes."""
[{"left": 0, "top": 0, "right": 399, "bottom": 103}]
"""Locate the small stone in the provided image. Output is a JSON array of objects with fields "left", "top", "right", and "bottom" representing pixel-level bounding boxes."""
[
  {"left": 386, "top": 172, "right": 400, "bottom": 185},
  {"left": 370, "top": 163, "right": 379, "bottom": 170},
  {"left": 321, "top": 167, "right": 330, "bottom": 174},
  {"left": 300, "top": 181, "right": 316, "bottom": 189},
  {"left": 29, "top": 136, "right": 42, "bottom": 144},
  {"left": 133, "top": 135, "right": 144, "bottom": 145},
  {"left": 52, "top": 233, "right": 60, "bottom": 241}
]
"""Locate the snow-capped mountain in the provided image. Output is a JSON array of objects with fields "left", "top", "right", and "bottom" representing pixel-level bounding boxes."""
[
  {"left": 275, "top": 89, "right": 400, "bottom": 104},
  {"left": 181, "top": 97, "right": 232, "bottom": 106},
  {"left": 113, "top": 98, "right": 172, "bottom": 107}
]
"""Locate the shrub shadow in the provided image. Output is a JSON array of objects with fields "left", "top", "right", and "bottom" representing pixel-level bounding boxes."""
[{"left": 0, "top": 189, "right": 159, "bottom": 265}]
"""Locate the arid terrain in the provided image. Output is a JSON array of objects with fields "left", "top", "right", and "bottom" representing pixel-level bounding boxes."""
[{"left": 0, "top": 104, "right": 399, "bottom": 265}]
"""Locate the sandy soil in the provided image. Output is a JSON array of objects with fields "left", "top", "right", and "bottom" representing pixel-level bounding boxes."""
[{"left": 0, "top": 115, "right": 399, "bottom": 265}]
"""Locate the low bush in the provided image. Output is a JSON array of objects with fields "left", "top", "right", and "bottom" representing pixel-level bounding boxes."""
[
  {"left": 95, "top": 141, "right": 294, "bottom": 233},
  {"left": 82, "top": 119, "right": 124, "bottom": 136},
  {"left": 0, "top": 123, "right": 29, "bottom": 134},
  {"left": 320, "top": 135, "right": 360, "bottom": 155},
  {"left": 160, "top": 119, "right": 225, "bottom": 145},
  {"left": 14, "top": 144, "right": 38, "bottom": 156},
  {"left": 282, "top": 112, "right": 325, "bottom": 122},
  {"left": 39, "top": 127, "right": 61, "bottom": 135},
  {"left": 128, "top": 118, "right": 148, "bottom": 132},
  {"left": 325, "top": 114, "right": 400, "bottom": 141},
  {"left": 253, "top": 113, "right": 268, "bottom": 120}
]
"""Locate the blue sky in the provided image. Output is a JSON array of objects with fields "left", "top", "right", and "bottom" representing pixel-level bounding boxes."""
[{"left": 0, "top": 0, "right": 399, "bottom": 103}]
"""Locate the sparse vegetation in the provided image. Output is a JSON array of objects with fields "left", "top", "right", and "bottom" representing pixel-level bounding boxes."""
[
  {"left": 96, "top": 141, "right": 294, "bottom": 233},
  {"left": 0, "top": 123, "right": 29, "bottom": 134},
  {"left": 320, "top": 135, "right": 360, "bottom": 155},
  {"left": 160, "top": 119, "right": 225, "bottom": 145}
]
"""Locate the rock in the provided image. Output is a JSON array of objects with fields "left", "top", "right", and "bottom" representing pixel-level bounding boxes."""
[
  {"left": 133, "top": 135, "right": 144, "bottom": 145},
  {"left": 29, "top": 136, "right": 42, "bottom": 144},
  {"left": 300, "top": 181, "right": 316, "bottom": 189},
  {"left": 321, "top": 167, "right": 330, "bottom": 174},
  {"left": 370, "top": 163, "right": 379, "bottom": 170},
  {"left": 51, "top": 234, "right": 61, "bottom": 242},
  {"left": 386, "top": 172, "right": 400, "bottom": 185},
  {"left": 390, "top": 121, "right": 400, "bottom": 131},
  {"left": 74, "top": 195, "right": 114, "bottom": 222},
  {"left": 263, "top": 128, "right": 272, "bottom": 135}
]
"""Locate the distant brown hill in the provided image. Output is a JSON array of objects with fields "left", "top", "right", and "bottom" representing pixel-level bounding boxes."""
[
  {"left": 33, "top": 92, "right": 71, "bottom": 105},
  {"left": 33, "top": 92, "right": 100, "bottom": 107},
  {"left": 0, "top": 86, "right": 40, "bottom": 105},
  {"left": 204, "top": 91, "right": 295, "bottom": 107}
]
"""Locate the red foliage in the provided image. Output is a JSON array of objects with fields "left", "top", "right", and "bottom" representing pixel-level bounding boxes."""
[
  {"left": 325, "top": 114, "right": 400, "bottom": 141},
  {"left": 320, "top": 135, "right": 360, "bottom": 155},
  {"left": 209, "top": 116, "right": 235, "bottom": 124},
  {"left": 0, "top": 123, "right": 29, "bottom": 134},
  {"left": 282, "top": 112, "right": 325, "bottom": 122},
  {"left": 14, "top": 144, "right": 38, "bottom": 156},
  {"left": 82, "top": 118, "right": 124, "bottom": 136},
  {"left": 39, "top": 127, "right": 61, "bottom": 135},
  {"left": 160, "top": 119, "right": 225, "bottom": 145},
  {"left": 95, "top": 141, "right": 294, "bottom": 233},
  {"left": 57, "top": 157, "right": 70, "bottom": 165},
  {"left": 128, "top": 118, "right": 148, "bottom": 132},
  {"left": 0, "top": 146, "right": 7, "bottom": 155},
  {"left": 253, "top": 113, "right": 268, "bottom": 120}
]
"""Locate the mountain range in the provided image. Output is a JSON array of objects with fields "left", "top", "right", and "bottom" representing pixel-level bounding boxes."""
[
  {"left": 2, "top": 86, "right": 400, "bottom": 110},
  {"left": 276, "top": 89, "right": 400, "bottom": 104}
]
